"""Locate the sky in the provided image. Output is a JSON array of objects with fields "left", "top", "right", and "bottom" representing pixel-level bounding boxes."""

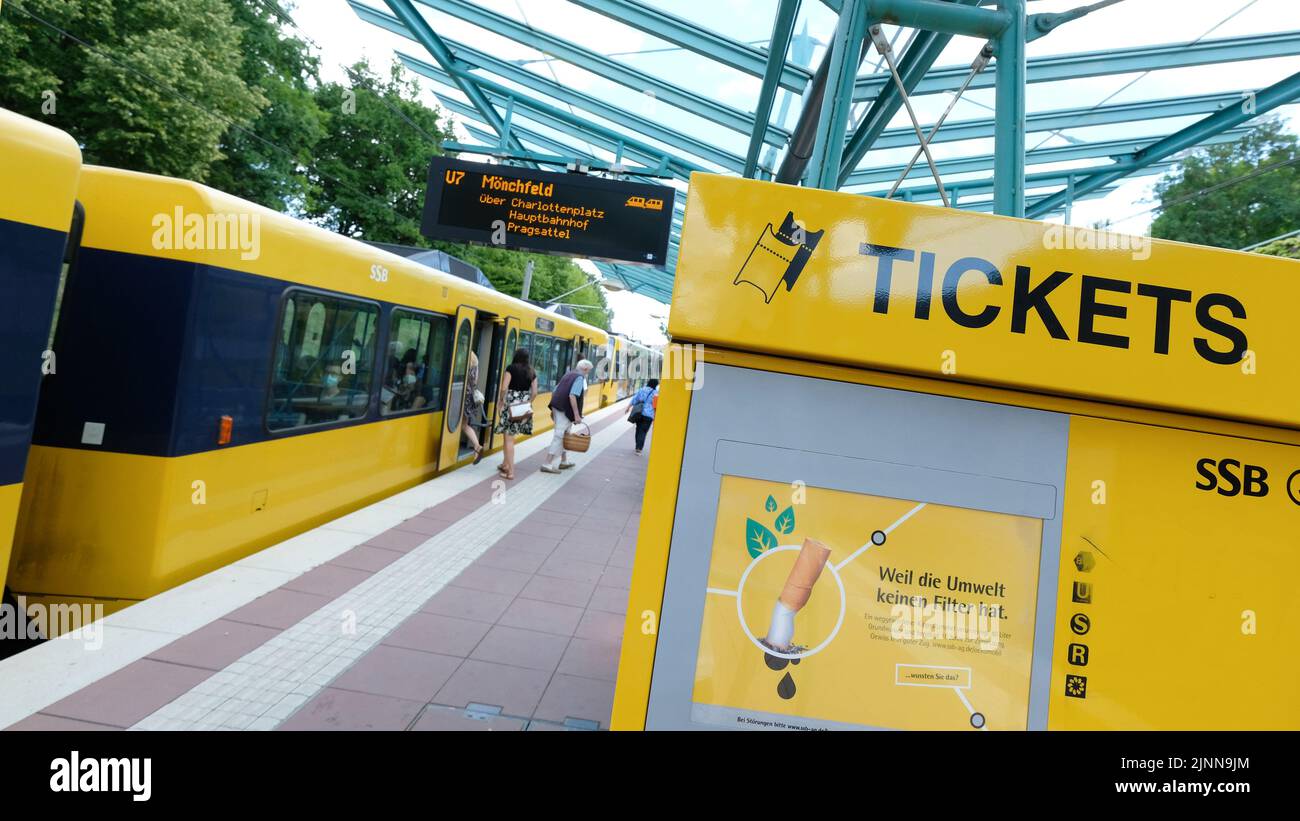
[{"left": 285, "top": 0, "right": 1300, "bottom": 345}]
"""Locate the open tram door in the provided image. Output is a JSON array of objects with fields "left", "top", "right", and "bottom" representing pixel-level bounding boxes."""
[
  {"left": 479, "top": 313, "right": 507, "bottom": 451},
  {"left": 437, "top": 305, "right": 477, "bottom": 472}
]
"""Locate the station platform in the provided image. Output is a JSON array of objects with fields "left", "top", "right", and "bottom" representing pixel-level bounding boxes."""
[{"left": 1, "top": 401, "right": 647, "bottom": 731}]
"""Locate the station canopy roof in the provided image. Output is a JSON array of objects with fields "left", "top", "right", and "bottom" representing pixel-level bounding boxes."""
[{"left": 350, "top": 0, "right": 1300, "bottom": 303}]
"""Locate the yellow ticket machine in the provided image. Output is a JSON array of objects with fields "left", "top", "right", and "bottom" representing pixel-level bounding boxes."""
[{"left": 613, "top": 173, "right": 1300, "bottom": 731}]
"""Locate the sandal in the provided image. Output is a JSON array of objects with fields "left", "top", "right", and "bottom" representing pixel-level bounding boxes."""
[{"left": 473, "top": 446, "right": 484, "bottom": 465}]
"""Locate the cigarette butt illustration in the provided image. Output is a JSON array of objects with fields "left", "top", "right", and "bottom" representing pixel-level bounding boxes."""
[{"left": 764, "top": 538, "right": 831, "bottom": 651}]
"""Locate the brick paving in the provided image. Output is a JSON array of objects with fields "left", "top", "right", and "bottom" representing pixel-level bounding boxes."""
[
  {"left": 279, "top": 424, "right": 645, "bottom": 731},
  {"left": 6, "top": 408, "right": 649, "bottom": 732}
]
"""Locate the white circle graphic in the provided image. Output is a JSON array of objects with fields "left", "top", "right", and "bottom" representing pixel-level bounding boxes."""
[{"left": 735, "top": 544, "right": 847, "bottom": 661}]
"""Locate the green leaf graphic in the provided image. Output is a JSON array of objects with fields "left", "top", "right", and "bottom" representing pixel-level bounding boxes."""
[
  {"left": 746, "top": 518, "right": 778, "bottom": 558},
  {"left": 775, "top": 505, "right": 795, "bottom": 534},
  {"left": 765, "top": 495, "right": 778, "bottom": 512}
]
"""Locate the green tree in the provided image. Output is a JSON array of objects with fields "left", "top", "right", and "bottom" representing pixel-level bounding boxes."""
[
  {"left": 205, "top": 0, "right": 324, "bottom": 211},
  {"left": 306, "top": 59, "right": 450, "bottom": 244},
  {"left": 1253, "top": 234, "right": 1300, "bottom": 259},
  {"left": 0, "top": 0, "right": 264, "bottom": 181},
  {"left": 1150, "top": 118, "right": 1300, "bottom": 250}
]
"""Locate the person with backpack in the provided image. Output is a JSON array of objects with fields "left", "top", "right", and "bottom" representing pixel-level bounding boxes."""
[{"left": 626, "top": 378, "right": 659, "bottom": 455}]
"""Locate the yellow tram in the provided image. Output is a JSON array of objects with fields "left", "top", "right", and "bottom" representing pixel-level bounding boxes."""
[
  {"left": 3, "top": 118, "right": 614, "bottom": 618},
  {"left": 0, "top": 111, "right": 81, "bottom": 601},
  {"left": 602, "top": 334, "right": 662, "bottom": 405}
]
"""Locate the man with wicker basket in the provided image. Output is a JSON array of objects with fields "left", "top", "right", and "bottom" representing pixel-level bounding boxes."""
[{"left": 540, "top": 359, "right": 594, "bottom": 474}]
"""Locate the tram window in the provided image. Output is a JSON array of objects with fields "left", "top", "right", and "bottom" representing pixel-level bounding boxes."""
[
  {"left": 506, "top": 329, "right": 518, "bottom": 362},
  {"left": 536, "top": 336, "right": 554, "bottom": 391},
  {"left": 556, "top": 340, "right": 571, "bottom": 379},
  {"left": 381, "top": 309, "right": 451, "bottom": 416},
  {"left": 519, "top": 331, "right": 533, "bottom": 365},
  {"left": 267, "top": 291, "right": 378, "bottom": 431},
  {"left": 446, "top": 318, "right": 473, "bottom": 432}
]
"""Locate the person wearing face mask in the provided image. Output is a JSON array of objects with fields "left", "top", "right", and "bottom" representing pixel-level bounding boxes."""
[
  {"left": 305, "top": 362, "right": 351, "bottom": 424},
  {"left": 404, "top": 362, "right": 427, "bottom": 410},
  {"left": 321, "top": 364, "right": 343, "bottom": 399}
]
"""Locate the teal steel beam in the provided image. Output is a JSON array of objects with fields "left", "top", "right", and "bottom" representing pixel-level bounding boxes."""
[
  {"left": 399, "top": 53, "right": 710, "bottom": 179},
  {"left": 1027, "top": 70, "right": 1300, "bottom": 219},
  {"left": 961, "top": 183, "right": 1121, "bottom": 214},
  {"left": 866, "top": 91, "right": 1252, "bottom": 150},
  {"left": 745, "top": 0, "right": 802, "bottom": 178},
  {"left": 380, "top": 0, "right": 529, "bottom": 157},
  {"left": 993, "top": 0, "right": 1027, "bottom": 215},
  {"left": 863, "top": 0, "right": 1010, "bottom": 38},
  {"left": 459, "top": 123, "right": 682, "bottom": 195},
  {"left": 593, "top": 262, "right": 634, "bottom": 294},
  {"left": 595, "top": 262, "right": 675, "bottom": 301},
  {"left": 852, "top": 31, "right": 1300, "bottom": 100},
  {"left": 838, "top": 0, "right": 983, "bottom": 187},
  {"left": 442, "top": 141, "right": 646, "bottom": 175},
  {"left": 811, "top": 0, "right": 870, "bottom": 189},
  {"left": 396, "top": 42, "right": 745, "bottom": 171},
  {"left": 568, "top": 0, "right": 811, "bottom": 91},
  {"left": 843, "top": 129, "right": 1251, "bottom": 186},
  {"left": 598, "top": 262, "right": 675, "bottom": 301},
  {"left": 873, "top": 161, "right": 1173, "bottom": 202},
  {"left": 376, "top": 0, "right": 789, "bottom": 146},
  {"left": 462, "top": 120, "right": 605, "bottom": 167}
]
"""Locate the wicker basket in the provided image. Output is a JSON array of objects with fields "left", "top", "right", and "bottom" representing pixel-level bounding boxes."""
[{"left": 562, "top": 421, "right": 592, "bottom": 453}]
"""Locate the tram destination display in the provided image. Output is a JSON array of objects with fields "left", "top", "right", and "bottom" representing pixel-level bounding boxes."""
[{"left": 422, "top": 157, "right": 675, "bottom": 266}]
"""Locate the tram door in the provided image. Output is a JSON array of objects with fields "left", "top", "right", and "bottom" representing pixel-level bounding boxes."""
[
  {"left": 481, "top": 315, "right": 507, "bottom": 451},
  {"left": 437, "top": 306, "right": 477, "bottom": 472}
]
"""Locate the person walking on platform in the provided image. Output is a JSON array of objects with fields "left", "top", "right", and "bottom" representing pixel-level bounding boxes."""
[
  {"left": 626, "top": 378, "right": 659, "bottom": 455},
  {"left": 495, "top": 348, "right": 537, "bottom": 481},
  {"left": 540, "top": 359, "right": 593, "bottom": 475}
]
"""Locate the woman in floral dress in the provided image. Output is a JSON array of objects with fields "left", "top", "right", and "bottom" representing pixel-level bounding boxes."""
[{"left": 494, "top": 347, "right": 537, "bottom": 480}]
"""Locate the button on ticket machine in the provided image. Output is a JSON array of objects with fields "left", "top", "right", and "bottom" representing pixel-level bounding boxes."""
[{"left": 612, "top": 174, "right": 1300, "bottom": 731}]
